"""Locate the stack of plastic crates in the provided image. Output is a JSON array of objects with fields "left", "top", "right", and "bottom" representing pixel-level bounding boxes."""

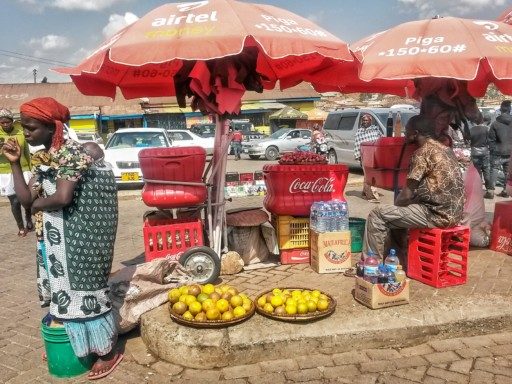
[
  {"left": 272, "top": 215, "right": 310, "bottom": 264},
  {"left": 143, "top": 215, "right": 204, "bottom": 262},
  {"left": 407, "top": 226, "right": 470, "bottom": 288}
]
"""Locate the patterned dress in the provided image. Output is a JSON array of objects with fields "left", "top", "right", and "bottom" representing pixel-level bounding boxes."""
[{"left": 33, "top": 139, "right": 119, "bottom": 356}]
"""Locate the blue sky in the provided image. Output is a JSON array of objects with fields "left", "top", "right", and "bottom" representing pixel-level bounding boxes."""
[{"left": 0, "top": 0, "right": 508, "bottom": 84}]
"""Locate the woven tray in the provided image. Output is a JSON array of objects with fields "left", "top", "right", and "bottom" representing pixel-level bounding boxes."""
[
  {"left": 255, "top": 287, "right": 336, "bottom": 322},
  {"left": 169, "top": 302, "right": 256, "bottom": 328}
]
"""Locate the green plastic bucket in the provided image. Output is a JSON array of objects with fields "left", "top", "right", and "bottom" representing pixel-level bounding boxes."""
[
  {"left": 349, "top": 217, "right": 366, "bottom": 253},
  {"left": 41, "top": 321, "right": 95, "bottom": 378}
]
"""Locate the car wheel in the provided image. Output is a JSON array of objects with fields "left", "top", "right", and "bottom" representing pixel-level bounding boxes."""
[
  {"left": 249, "top": 155, "right": 260, "bottom": 160},
  {"left": 265, "top": 146, "right": 279, "bottom": 161},
  {"left": 328, "top": 150, "right": 338, "bottom": 164}
]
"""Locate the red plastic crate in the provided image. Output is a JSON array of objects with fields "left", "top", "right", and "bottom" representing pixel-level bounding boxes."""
[
  {"left": 280, "top": 248, "right": 310, "bottom": 264},
  {"left": 490, "top": 201, "right": 512, "bottom": 256},
  {"left": 143, "top": 216, "right": 204, "bottom": 262},
  {"left": 239, "top": 172, "right": 254, "bottom": 182},
  {"left": 407, "top": 226, "right": 469, "bottom": 288}
]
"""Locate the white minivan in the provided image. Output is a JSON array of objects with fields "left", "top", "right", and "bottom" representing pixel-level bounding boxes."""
[{"left": 323, "top": 107, "right": 419, "bottom": 167}]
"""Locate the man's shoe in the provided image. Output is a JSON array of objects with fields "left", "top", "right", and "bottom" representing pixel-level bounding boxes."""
[
  {"left": 498, "top": 191, "right": 510, "bottom": 198},
  {"left": 484, "top": 191, "right": 494, "bottom": 199}
]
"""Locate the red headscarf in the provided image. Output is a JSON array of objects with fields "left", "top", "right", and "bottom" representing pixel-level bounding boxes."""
[{"left": 20, "top": 97, "right": 70, "bottom": 151}]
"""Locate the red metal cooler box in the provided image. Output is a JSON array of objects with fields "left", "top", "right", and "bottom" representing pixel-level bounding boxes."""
[
  {"left": 361, "top": 137, "right": 417, "bottom": 190},
  {"left": 263, "top": 164, "right": 348, "bottom": 216},
  {"left": 139, "top": 147, "right": 207, "bottom": 208}
]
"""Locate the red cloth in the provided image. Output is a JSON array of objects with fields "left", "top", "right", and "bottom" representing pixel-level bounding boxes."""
[
  {"left": 232, "top": 131, "right": 243, "bottom": 142},
  {"left": 20, "top": 97, "right": 70, "bottom": 150}
]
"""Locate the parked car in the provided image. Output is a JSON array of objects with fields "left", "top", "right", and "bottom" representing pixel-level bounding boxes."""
[
  {"left": 230, "top": 119, "right": 267, "bottom": 142},
  {"left": 323, "top": 107, "right": 419, "bottom": 167},
  {"left": 242, "top": 128, "right": 312, "bottom": 160},
  {"left": 76, "top": 132, "right": 105, "bottom": 149},
  {"left": 104, "top": 128, "right": 171, "bottom": 184},
  {"left": 190, "top": 123, "right": 216, "bottom": 138},
  {"left": 166, "top": 129, "right": 214, "bottom": 155}
]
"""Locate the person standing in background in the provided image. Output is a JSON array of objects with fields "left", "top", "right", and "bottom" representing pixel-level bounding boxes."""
[
  {"left": 0, "top": 108, "right": 33, "bottom": 237},
  {"left": 469, "top": 112, "right": 493, "bottom": 199},
  {"left": 354, "top": 113, "right": 383, "bottom": 202},
  {"left": 488, "top": 100, "right": 512, "bottom": 198},
  {"left": 231, "top": 126, "right": 243, "bottom": 160}
]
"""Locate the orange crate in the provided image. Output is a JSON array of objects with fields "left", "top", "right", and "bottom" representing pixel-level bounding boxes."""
[
  {"left": 143, "top": 217, "right": 204, "bottom": 262},
  {"left": 272, "top": 215, "right": 310, "bottom": 250}
]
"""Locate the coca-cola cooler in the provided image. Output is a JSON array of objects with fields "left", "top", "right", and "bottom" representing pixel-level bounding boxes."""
[
  {"left": 263, "top": 164, "right": 349, "bottom": 216},
  {"left": 360, "top": 137, "right": 418, "bottom": 191}
]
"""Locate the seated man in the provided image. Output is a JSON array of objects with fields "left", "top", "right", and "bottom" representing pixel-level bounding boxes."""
[{"left": 362, "top": 115, "right": 465, "bottom": 264}]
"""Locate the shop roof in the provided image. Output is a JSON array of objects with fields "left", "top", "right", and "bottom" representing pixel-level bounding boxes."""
[{"left": 0, "top": 82, "right": 320, "bottom": 116}]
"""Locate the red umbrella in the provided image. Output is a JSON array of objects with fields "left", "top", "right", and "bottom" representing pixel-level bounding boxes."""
[
  {"left": 54, "top": 0, "right": 354, "bottom": 115},
  {"left": 497, "top": 7, "right": 512, "bottom": 25},
  {"left": 349, "top": 16, "right": 512, "bottom": 97},
  {"left": 54, "top": 0, "right": 356, "bottom": 258}
]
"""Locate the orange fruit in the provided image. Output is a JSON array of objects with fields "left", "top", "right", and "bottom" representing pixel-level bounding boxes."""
[
  {"left": 233, "top": 306, "right": 246, "bottom": 318},
  {"left": 230, "top": 295, "right": 243, "bottom": 308},
  {"left": 317, "top": 299, "right": 329, "bottom": 311},
  {"left": 216, "top": 299, "right": 230, "bottom": 313},
  {"left": 206, "top": 308, "right": 221, "bottom": 320},
  {"left": 188, "top": 301, "right": 202, "bottom": 316}
]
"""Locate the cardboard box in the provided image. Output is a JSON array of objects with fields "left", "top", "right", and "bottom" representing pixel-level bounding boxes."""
[
  {"left": 354, "top": 276, "right": 410, "bottom": 309},
  {"left": 310, "top": 230, "right": 352, "bottom": 273}
]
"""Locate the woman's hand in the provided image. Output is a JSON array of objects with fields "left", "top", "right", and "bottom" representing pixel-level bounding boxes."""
[
  {"left": 2, "top": 138, "right": 22, "bottom": 163},
  {"left": 31, "top": 197, "right": 43, "bottom": 214}
]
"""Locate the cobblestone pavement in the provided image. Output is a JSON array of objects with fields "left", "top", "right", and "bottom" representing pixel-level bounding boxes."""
[{"left": 1, "top": 170, "right": 512, "bottom": 383}]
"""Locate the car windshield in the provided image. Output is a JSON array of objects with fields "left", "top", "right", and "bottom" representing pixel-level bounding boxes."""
[
  {"left": 269, "top": 128, "right": 291, "bottom": 139},
  {"left": 77, "top": 133, "right": 95, "bottom": 141},
  {"left": 106, "top": 132, "right": 167, "bottom": 149},
  {"left": 192, "top": 124, "right": 216, "bottom": 137},
  {"left": 375, "top": 111, "right": 418, "bottom": 128}
]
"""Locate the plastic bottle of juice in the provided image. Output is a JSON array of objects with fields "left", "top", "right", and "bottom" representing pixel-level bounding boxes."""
[
  {"left": 395, "top": 265, "right": 406, "bottom": 283},
  {"left": 363, "top": 251, "right": 379, "bottom": 284}
]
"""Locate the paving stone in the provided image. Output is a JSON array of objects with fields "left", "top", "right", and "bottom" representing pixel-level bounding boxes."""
[
  {"left": 247, "top": 372, "right": 286, "bottom": 384},
  {"left": 284, "top": 368, "right": 323, "bottom": 382},
  {"left": 489, "top": 344, "right": 512, "bottom": 356},
  {"left": 181, "top": 368, "right": 222, "bottom": 382},
  {"left": 332, "top": 350, "right": 370, "bottom": 365},
  {"left": 426, "top": 366, "right": 469, "bottom": 383},
  {"left": 359, "top": 359, "right": 397, "bottom": 373},
  {"left": 458, "top": 335, "right": 496, "bottom": 349},
  {"left": 348, "top": 374, "right": 379, "bottom": 384},
  {"left": 150, "top": 360, "right": 184, "bottom": 376},
  {"left": 449, "top": 359, "right": 473, "bottom": 375},
  {"left": 474, "top": 359, "right": 512, "bottom": 377},
  {"left": 222, "top": 363, "right": 262, "bottom": 380},
  {"left": 365, "top": 348, "right": 401, "bottom": 361},
  {"left": 469, "top": 369, "right": 494, "bottom": 383},
  {"left": 423, "top": 351, "right": 461, "bottom": 365},
  {"left": 496, "top": 375, "right": 512, "bottom": 384},
  {"left": 322, "top": 364, "right": 360, "bottom": 379},
  {"left": 428, "top": 338, "right": 466, "bottom": 352},
  {"left": 393, "top": 355, "right": 429, "bottom": 369},
  {"left": 295, "top": 354, "right": 334, "bottom": 369},
  {"left": 392, "top": 366, "right": 428, "bottom": 382},
  {"left": 0, "top": 366, "right": 17, "bottom": 382},
  {"left": 399, "top": 344, "right": 435, "bottom": 357},
  {"left": 455, "top": 347, "right": 493, "bottom": 359},
  {"left": 421, "top": 376, "right": 446, "bottom": 384},
  {"left": 259, "top": 358, "right": 298, "bottom": 373},
  {"left": 489, "top": 332, "right": 512, "bottom": 345}
]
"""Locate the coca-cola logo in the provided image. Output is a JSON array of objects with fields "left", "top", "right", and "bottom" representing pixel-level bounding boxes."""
[{"left": 289, "top": 177, "right": 335, "bottom": 194}]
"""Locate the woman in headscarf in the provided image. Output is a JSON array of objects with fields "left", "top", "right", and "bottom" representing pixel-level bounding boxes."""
[
  {"left": 2, "top": 97, "right": 122, "bottom": 380},
  {"left": 0, "top": 108, "right": 33, "bottom": 236}
]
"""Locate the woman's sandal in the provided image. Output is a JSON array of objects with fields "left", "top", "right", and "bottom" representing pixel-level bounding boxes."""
[
  {"left": 17, "top": 229, "right": 27, "bottom": 237},
  {"left": 88, "top": 353, "right": 124, "bottom": 380},
  {"left": 343, "top": 268, "right": 356, "bottom": 277}
]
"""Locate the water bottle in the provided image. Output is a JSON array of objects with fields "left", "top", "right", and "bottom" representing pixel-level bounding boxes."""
[
  {"left": 395, "top": 265, "right": 406, "bottom": 283},
  {"left": 339, "top": 200, "right": 349, "bottom": 231},
  {"left": 363, "top": 251, "right": 379, "bottom": 284},
  {"left": 316, "top": 203, "right": 327, "bottom": 233},
  {"left": 328, "top": 201, "right": 338, "bottom": 232},
  {"left": 310, "top": 202, "right": 320, "bottom": 232},
  {"left": 356, "top": 253, "right": 365, "bottom": 277},
  {"left": 384, "top": 249, "right": 400, "bottom": 273},
  {"left": 377, "top": 264, "right": 388, "bottom": 283}
]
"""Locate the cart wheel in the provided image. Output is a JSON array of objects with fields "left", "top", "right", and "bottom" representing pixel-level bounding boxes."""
[{"left": 179, "top": 246, "right": 221, "bottom": 284}]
